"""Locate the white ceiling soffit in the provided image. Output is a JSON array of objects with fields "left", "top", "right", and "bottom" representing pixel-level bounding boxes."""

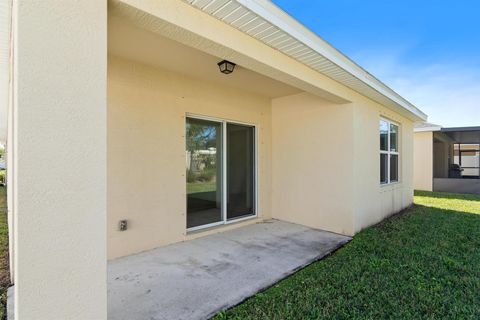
[{"left": 183, "top": 0, "right": 427, "bottom": 121}]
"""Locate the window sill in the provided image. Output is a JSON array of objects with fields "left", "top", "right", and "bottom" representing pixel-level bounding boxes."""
[{"left": 380, "top": 181, "right": 402, "bottom": 191}]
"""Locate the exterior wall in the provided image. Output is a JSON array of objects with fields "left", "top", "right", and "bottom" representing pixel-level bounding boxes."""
[
  {"left": 271, "top": 92, "right": 415, "bottom": 236},
  {"left": 108, "top": 56, "right": 272, "bottom": 259},
  {"left": 413, "top": 132, "right": 433, "bottom": 191},
  {"left": 433, "top": 178, "right": 480, "bottom": 195},
  {"left": 11, "top": 0, "right": 107, "bottom": 319},
  {"left": 433, "top": 141, "right": 449, "bottom": 178},
  {"left": 352, "top": 99, "right": 415, "bottom": 233},
  {"left": 271, "top": 93, "right": 355, "bottom": 235}
]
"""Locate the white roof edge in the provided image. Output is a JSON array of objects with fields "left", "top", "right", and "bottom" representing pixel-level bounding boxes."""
[
  {"left": 238, "top": 0, "right": 427, "bottom": 120},
  {"left": 185, "top": 0, "right": 427, "bottom": 121},
  {"left": 414, "top": 126, "right": 442, "bottom": 132}
]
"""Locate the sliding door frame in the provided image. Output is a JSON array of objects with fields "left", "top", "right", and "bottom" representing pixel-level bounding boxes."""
[{"left": 186, "top": 113, "right": 258, "bottom": 232}]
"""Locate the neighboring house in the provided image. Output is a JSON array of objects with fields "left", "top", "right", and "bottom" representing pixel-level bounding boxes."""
[
  {"left": 0, "top": 0, "right": 427, "bottom": 319},
  {"left": 414, "top": 123, "right": 480, "bottom": 194}
]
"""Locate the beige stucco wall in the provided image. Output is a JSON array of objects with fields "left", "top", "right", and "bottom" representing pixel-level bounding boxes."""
[
  {"left": 414, "top": 131, "right": 433, "bottom": 191},
  {"left": 12, "top": 0, "right": 107, "bottom": 319},
  {"left": 106, "top": 1, "right": 419, "bottom": 259},
  {"left": 433, "top": 141, "right": 448, "bottom": 178},
  {"left": 271, "top": 93, "right": 415, "bottom": 236},
  {"left": 271, "top": 93, "right": 355, "bottom": 235},
  {"left": 352, "top": 99, "right": 415, "bottom": 233},
  {"left": 108, "top": 56, "right": 272, "bottom": 259}
]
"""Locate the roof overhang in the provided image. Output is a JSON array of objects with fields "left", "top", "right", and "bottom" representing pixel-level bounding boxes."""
[
  {"left": 182, "top": 0, "right": 427, "bottom": 121},
  {"left": 111, "top": 0, "right": 426, "bottom": 121},
  {"left": 414, "top": 125, "right": 442, "bottom": 132},
  {"left": 441, "top": 127, "right": 480, "bottom": 144}
]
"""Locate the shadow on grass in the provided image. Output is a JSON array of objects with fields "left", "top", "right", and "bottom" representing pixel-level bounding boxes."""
[
  {"left": 214, "top": 203, "right": 480, "bottom": 320},
  {"left": 415, "top": 189, "right": 480, "bottom": 202}
]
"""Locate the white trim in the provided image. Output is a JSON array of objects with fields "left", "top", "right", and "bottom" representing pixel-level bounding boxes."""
[
  {"left": 222, "top": 116, "right": 227, "bottom": 223},
  {"left": 183, "top": 0, "right": 428, "bottom": 121},
  {"left": 185, "top": 113, "right": 258, "bottom": 232},
  {"left": 414, "top": 126, "right": 442, "bottom": 132},
  {"left": 380, "top": 118, "right": 400, "bottom": 185},
  {"left": 187, "top": 221, "right": 224, "bottom": 233}
]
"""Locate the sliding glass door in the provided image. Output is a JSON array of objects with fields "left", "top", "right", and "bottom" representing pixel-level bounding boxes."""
[
  {"left": 186, "top": 116, "right": 256, "bottom": 230},
  {"left": 186, "top": 118, "right": 223, "bottom": 229}
]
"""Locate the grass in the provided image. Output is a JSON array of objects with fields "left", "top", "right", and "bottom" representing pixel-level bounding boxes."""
[
  {"left": 187, "top": 181, "right": 216, "bottom": 194},
  {"left": 0, "top": 187, "right": 8, "bottom": 320},
  {"left": 214, "top": 191, "right": 480, "bottom": 319}
]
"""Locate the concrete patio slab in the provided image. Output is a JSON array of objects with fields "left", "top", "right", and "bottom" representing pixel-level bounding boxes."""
[{"left": 107, "top": 219, "right": 351, "bottom": 320}]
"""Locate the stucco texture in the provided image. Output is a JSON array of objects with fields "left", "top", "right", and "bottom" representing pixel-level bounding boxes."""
[
  {"left": 11, "top": 0, "right": 107, "bottom": 319},
  {"left": 108, "top": 55, "right": 415, "bottom": 258},
  {"left": 414, "top": 131, "right": 433, "bottom": 191},
  {"left": 107, "top": 56, "right": 272, "bottom": 259},
  {"left": 106, "top": 0, "right": 416, "bottom": 258}
]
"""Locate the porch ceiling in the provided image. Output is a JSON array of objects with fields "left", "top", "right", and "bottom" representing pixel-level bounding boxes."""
[
  {"left": 441, "top": 128, "right": 480, "bottom": 144},
  {"left": 182, "top": 0, "right": 427, "bottom": 122},
  {"left": 108, "top": 16, "right": 302, "bottom": 98}
]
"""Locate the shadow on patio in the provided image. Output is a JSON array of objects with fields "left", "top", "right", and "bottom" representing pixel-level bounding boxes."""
[{"left": 107, "top": 220, "right": 351, "bottom": 320}]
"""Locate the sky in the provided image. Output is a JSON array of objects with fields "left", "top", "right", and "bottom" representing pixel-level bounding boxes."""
[{"left": 272, "top": 0, "right": 480, "bottom": 127}]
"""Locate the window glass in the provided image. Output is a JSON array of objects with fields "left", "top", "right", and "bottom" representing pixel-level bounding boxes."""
[
  {"left": 227, "top": 123, "right": 255, "bottom": 220},
  {"left": 390, "top": 124, "right": 398, "bottom": 152},
  {"left": 380, "top": 120, "right": 389, "bottom": 151},
  {"left": 186, "top": 118, "right": 223, "bottom": 228},
  {"left": 390, "top": 154, "right": 399, "bottom": 182},
  {"left": 380, "top": 153, "right": 388, "bottom": 184}
]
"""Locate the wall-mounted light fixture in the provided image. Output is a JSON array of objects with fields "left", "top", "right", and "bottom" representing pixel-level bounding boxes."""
[{"left": 217, "top": 60, "right": 236, "bottom": 74}]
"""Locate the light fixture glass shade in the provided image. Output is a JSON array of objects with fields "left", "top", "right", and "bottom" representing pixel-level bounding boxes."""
[{"left": 217, "top": 60, "right": 236, "bottom": 74}]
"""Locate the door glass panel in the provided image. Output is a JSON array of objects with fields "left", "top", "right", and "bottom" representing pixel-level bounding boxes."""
[
  {"left": 380, "top": 153, "right": 388, "bottom": 184},
  {"left": 186, "top": 118, "right": 222, "bottom": 228},
  {"left": 227, "top": 123, "right": 255, "bottom": 220}
]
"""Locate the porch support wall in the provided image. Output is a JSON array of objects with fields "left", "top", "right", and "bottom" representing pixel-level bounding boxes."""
[
  {"left": 414, "top": 131, "right": 434, "bottom": 191},
  {"left": 11, "top": 1, "right": 107, "bottom": 319}
]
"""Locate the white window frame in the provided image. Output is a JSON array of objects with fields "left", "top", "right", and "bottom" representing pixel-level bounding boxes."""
[
  {"left": 186, "top": 113, "right": 259, "bottom": 232},
  {"left": 380, "top": 118, "right": 400, "bottom": 185}
]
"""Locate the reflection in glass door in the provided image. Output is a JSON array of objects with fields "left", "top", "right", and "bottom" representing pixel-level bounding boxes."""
[
  {"left": 186, "top": 118, "right": 222, "bottom": 229},
  {"left": 186, "top": 116, "right": 256, "bottom": 230}
]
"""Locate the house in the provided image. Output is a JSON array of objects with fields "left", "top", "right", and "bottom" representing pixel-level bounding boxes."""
[
  {"left": 414, "top": 123, "right": 480, "bottom": 194},
  {"left": 1, "top": 0, "right": 427, "bottom": 318}
]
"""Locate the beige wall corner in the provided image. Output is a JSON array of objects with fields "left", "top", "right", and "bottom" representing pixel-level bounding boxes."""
[
  {"left": 271, "top": 92, "right": 355, "bottom": 236},
  {"left": 353, "top": 100, "right": 415, "bottom": 233},
  {"left": 12, "top": 1, "right": 107, "bottom": 319},
  {"left": 414, "top": 131, "right": 433, "bottom": 191}
]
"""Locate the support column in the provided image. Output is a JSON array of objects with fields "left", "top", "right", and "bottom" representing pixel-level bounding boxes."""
[{"left": 12, "top": 1, "right": 107, "bottom": 319}]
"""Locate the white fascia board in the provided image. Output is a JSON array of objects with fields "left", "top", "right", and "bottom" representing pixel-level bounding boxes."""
[
  {"left": 414, "top": 126, "right": 442, "bottom": 132},
  {"left": 223, "top": 0, "right": 428, "bottom": 121}
]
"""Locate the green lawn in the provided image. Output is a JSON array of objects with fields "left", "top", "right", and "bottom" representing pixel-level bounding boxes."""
[
  {"left": 0, "top": 187, "right": 8, "bottom": 320},
  {"left": 187, "top": 181, "right": 216, "bottom": 194},
  {"left": 214, "top": 191, "right": 480, "bottom": 319}
]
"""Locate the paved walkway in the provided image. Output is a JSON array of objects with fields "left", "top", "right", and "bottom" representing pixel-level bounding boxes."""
[{"left": 108, "top": 220, "right": 351, "bottom": 320}]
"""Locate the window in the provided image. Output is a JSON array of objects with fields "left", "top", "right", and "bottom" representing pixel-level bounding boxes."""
[
  {"left": 186, "top": 116, "right": 256, "bottom": 231},
  {"left": 453, "top": 143, "right": 480, "bottom": 177},
  {"left": 380, "top": 119, "right": 399, "bottom": 184}
]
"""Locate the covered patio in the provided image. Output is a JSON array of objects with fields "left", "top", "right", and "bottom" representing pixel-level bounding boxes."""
[
  {"left": 107, "top": 220, "right": 350, "bottom": 320},
  {"left": 432, "top": 127, "right": 480, "bottom": 194}
]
